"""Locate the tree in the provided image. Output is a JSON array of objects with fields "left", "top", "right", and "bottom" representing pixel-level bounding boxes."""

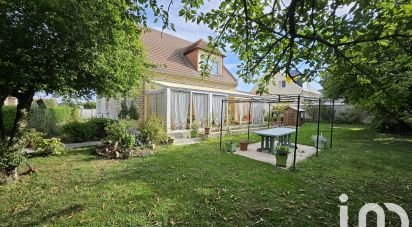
[
  {"left": 322, "top": 37, "right": 412, "bottom": 132},
  {"left": 173, "top": 0, "right": 411, "bottom": 88},
  {"left": 172, "top": 0, "right": 411, "bottom": 129},
  {"left": 129, "top": 102, "right": 139, "bottom": 120},
  {"left": 0, "top": 0, "right": 153, "bottom": 180}
]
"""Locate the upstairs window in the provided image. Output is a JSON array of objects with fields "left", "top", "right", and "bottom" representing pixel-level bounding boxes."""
[
  {"left": 200, "top": 53, "right": 221, "bottom": 75},
  {"left": 210, "top": 59, "right": 219, "bottom": 75},
  {"left": 279, "top": 80, "right": 286, "bottom": 88}
]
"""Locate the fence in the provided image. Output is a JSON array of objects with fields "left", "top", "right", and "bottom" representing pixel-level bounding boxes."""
[{"left": 80, "top": 109, "right": 96, "bottom": 119}]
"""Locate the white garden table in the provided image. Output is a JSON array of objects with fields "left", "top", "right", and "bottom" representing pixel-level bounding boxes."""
[{"left": 255, "top": 128, "right": 296, "bottom": 154}]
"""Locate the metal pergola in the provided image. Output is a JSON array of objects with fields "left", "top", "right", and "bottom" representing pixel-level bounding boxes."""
[{"left": 218, "top": 94, "right": 336, "bottom": 170}]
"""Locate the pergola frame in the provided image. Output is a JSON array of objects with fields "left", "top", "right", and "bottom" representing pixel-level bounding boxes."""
[{"left": 218, "top": 94, "right": 336, "bottom": 170}]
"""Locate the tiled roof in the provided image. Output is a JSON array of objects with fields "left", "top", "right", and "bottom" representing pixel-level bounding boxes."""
[
  {"left": 141, "top": 29, "right": 237, "bottom": 85},
  {"left": 184, "top": 39, "right": 225, "bottom": 56}
]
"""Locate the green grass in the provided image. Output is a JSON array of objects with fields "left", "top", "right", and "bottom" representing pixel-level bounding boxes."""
[{"left": 1, "top": 123, "right": 411, "bottom": 226}]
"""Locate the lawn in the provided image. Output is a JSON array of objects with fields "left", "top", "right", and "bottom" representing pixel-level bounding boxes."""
[{"left": 1, "top": 123, "right": 411, "bottom": 226}]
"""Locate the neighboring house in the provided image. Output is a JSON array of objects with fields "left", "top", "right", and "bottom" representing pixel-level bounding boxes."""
[
  {"left": 97, "top": 29, "right": 260, "bottom": 132},
  {"left": 251, "top": 71, "right": 322, "bottom": 99},
  {"left": 3, "top": 97, "right": 17, "bottom": 106}
]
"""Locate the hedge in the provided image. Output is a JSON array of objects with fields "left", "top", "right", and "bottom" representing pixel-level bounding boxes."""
[
  {"left": 1, "top": 105, "right": 80, "bottom": 137},
  {"left": 62, "top": 118, "right": 115, "bottom": 142},
  {"left": 1, "top": 106, "right": 17, "bottom": 136},
  {"left": 50, "top": 106, "right": 79, "bottom": 123}
]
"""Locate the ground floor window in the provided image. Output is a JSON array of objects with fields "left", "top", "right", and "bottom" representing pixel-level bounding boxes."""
[
  {"left": 212, "top": 95, "right": 227, "bottom": 126},
  {"left": 171, "top": 91, "right": 190, "bottom": 130},
  {"left": 148, "top": 92, "right": 166, "bottom": 120},
  {"left": 192, "top": 93, "right": 208, "bottom": 128}
]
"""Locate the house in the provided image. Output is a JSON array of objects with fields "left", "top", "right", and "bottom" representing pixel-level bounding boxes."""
[
  {"left": 96, "top": 29, "right": 266, "bottom": 133},
  {"left": 251, "top": 71, "right": 321, "bottom": 99}
]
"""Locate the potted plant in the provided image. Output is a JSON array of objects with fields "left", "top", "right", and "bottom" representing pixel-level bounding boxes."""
[
  {"left": 204, "top": 117, "right": 212, "bottom": 135},
  {"left": 239, "top": 140, "right": 249, "bottom": 151},
  {"left": 311, "top": 133, "right": 327, "bottom": 149},
  {"left": 225, "top": 141, "right": 237, "bottom": 152},
  {"left": 191, "top": 122, "right": 199, "bottom": 138},
  {"left": 275, "top": 145, "right": 290, "bottom": 167}
]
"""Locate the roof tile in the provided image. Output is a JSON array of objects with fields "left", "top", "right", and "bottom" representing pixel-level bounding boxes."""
[{"left": 141, "top": 29, "right": 237, "bottom": 85}]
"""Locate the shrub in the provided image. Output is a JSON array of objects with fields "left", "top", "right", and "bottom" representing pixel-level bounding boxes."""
[
  {"left": 62, "top": 118, "right": 114, "bottom": 142},
  {"left": 191, "top": 122, "right": 199, "bottom": 138},
  {"left": 83, "top": 101, "right": 96, "bottom": 109},
  {"left": 369, "top": 112, "right": 412, "bottom": 134},
  {"left": 22, "top": 129, "right": 65, "bottom": 156},
  {"left": 51, "top": 106, "right": 79, "bottom": 123},
  {"left": 128, "top": 102, "right": 139, "bottom": 120},
  {"left": 23, "top": 129, "right": 45, "bottom": 148},
  {"left": 42, "top": 99, "right": 57, "bottom": 108},
  {"left": 87, "top": 118, "right": 115, "bottom": 139},
  {"left": 139, "top": 115, "right": 167, "bottom": 144},
  {"left": 1, "top": 106, "right": 16, "bottom": 136},
  {"left": 34, "top": 137, "right": 65, "bottom": 156},
  {"left": 62, "top": 121, "right": 96, "bottom": 142},
  {"left": 118, "top": 100, "right": 129, "bottom": 119},
  {"left": 335, "top": 109, "right": 364, "bottom": 124},
  {"left": 105, "top": 121, "right": 135, "bottom": 149},
  {"left": 1, "top": 105, "right": 78, "bottom": 137},
  {"left": 27, "top": 106, "right": 58, "bottom": 136},
  {"left": 304, "top": 104, "right": 333, "bottom": 122}
]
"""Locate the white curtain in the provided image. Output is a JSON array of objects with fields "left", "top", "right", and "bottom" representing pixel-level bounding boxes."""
[
  {"left": 172, "top": 91, "right": 190, "bottom": 130},
  {"left": 193, "top": 93, "right": 208, "bottom": 127},
  {"left": 212, "top": 95, "right": 226, "bottom": 126},
  {"left": 237, "top": 101, "right": 244, "bottom": 125},
  {"left": 252, "top": 102, "right": 265, "bottom": 125}
]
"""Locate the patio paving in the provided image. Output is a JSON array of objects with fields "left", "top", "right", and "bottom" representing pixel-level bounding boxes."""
[{"left": 234, "top": 142, "right": 318, "bottom": 168}]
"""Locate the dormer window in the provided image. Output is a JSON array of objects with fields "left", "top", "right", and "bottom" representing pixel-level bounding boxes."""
[
  {"left": 200, "top": 53, "right": 222, "bottom": 75},
  {"left": 184, "top": 39, "right": 225, "bottom": 76},
  {"left": 209, "top": 58, "right": 219, "bottom": 75}
]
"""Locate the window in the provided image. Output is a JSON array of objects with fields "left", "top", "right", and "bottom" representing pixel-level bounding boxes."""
[
  {"left": 279, "top": 80, "right": 286, "bottom": 88},
  {"left": 200, "top": 53, "right": 220, "bottom": 75},
  {"left": 210, "top": 60, "right": 219, "bottom": 75}
]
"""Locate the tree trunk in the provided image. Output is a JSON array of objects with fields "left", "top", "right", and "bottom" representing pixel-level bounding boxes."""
[
  {"left": 1, "top": 92, "right": 34, "bottom": 182},
  {"left": 9, "top": 92, "right": 34, "bottom": 144}
]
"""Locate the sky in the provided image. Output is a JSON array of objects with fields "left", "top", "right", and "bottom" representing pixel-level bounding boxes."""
[{"left": 145, "top": 0, "right": 323, "bottom": 92}]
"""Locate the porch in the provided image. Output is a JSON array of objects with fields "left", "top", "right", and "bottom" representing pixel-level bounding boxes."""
[{"left": 145, "top": 81, "right": 268, "bottom": 134}]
